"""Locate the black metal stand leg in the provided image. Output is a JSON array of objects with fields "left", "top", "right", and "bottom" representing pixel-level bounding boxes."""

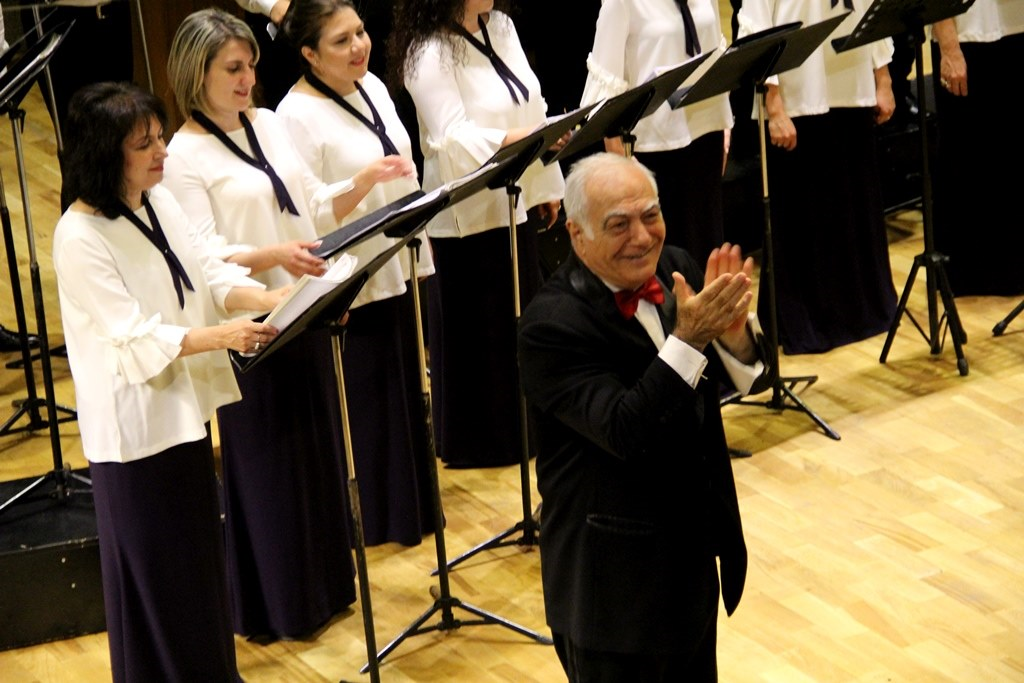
[
  {"left": 363, "top": 240, "right": 551, "bottom": 674},
  {"left": 993, "top": 300, "right": 1024, "bottom": 336},
  {"left": 435, "top": 186, "right": 539, "bottom": 575},
  {"left": 5, "top": 343, "right": 69, "bottom": 371},
  {"left": 880, "top": 252, "right": 968, "bottom": 376}
]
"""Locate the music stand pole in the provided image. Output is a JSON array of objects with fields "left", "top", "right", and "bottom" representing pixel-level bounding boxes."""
[
  {"left": 435, "top": 181, "right": 542, "bottom": 573},
  {"left": 877, "top": 22, "right": 968, "bottom": 373},
  {"left": 326, "top": 324, "right": 380, "bottom": 683},
  {"left": 360, "top": 236, "right": 552, "bottom": 674},
  {"left": 729, "top": 81, "right": 840, "bottom": 440},
  {"left": 0, "top": 104, "right": 83, "bottom": 512},
  {"left": 659, "top": 19, "right": 848, "bottom": 439},
  {"left": 0, "top": 162, "right": 45, "bottom": 434},
  {"left": 28, "top": 6, "right": 63, "bottom": 151},
  {"left": 0, "top": 20, "right": 83, "bottom": 511},
  {"left": 435, "top": 107, "right": 598, "bottom": 574},
  {"left": 825, "top": 0, "right": 973, "bottom": 373}
]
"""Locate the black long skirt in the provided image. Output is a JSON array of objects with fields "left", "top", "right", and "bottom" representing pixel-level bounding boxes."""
[
  {"left": 428, "top": 224, "right": 543, "bottom": 468},
  {"left": 931, "top": 33, "right": 1024, "bottom": 297},
  {"left": 340, "top": 290, "right": 436, "bottom": 546},
  {"left": 759, "top": 108, "right": 897, "bottom": 355},
  {"left": 91, "top": 431, "right": 240, "bottom": 683},
  {"left": 217, "top": 328, "right": 356, "bottom": 640},
  {"left": 635, "top": 130, "right": 726, "bottom": 265}
]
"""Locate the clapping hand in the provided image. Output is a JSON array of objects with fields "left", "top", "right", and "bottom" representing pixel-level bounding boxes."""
[{"left": 671, "top": 242, "right": 754, "bottom": 352}]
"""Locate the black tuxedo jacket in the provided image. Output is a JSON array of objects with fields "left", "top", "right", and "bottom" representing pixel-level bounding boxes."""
[{"left": 518, "top": 246, "right": 762, "bottom": 656}]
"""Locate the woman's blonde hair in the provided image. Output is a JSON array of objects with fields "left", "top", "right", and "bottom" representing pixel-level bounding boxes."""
[{"left": 167, "top": 8, "right": 260, "bottom": 118}]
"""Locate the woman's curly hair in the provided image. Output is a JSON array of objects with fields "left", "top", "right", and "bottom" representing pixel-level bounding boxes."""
[{"left": 386, "top": 0, "right": 514, "bottom": 91}]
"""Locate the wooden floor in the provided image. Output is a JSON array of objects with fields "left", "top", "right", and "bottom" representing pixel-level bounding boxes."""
[{"left": 1, "top": 81, "right": 1023, "bottom": 682}]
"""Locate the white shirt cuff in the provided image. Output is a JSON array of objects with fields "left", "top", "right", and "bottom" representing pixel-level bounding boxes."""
[
  {"left": 711, "top": 314, "right": 766, "bottom": 396},
  {"left": 659, "top": 335, "right": 708, "bottom": 389}
]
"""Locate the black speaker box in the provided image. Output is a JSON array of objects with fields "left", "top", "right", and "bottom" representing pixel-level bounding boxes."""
[{"left": 0, "top": 471, "right": 106, "bottom": 651}]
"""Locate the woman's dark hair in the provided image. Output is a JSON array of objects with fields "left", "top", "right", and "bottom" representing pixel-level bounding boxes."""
[
  {"left": 386, "top": 0, "right": 513, "bottom": 92},
  {"left": 63, "top": 81, "right": 168, "bottom": 219},
  {"left": 281, "top": 0, "right": 357, "bottom": 68}
]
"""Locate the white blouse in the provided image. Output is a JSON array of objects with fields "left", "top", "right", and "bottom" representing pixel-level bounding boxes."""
[
  {"left": 580, "top": 0, "right": 733, "bottom": 152},
  {"left": 52, "top": 185, "right": 262, "bottom": 463},
  {"left": 234, "top": 0, "right": 276, "bottom": 16},
  {"left": 277, "top": 71, "right": 435, "bottom": 308},
  {"left": 737, "top": 0, "right": 893, "bottom": 118},
  {"left": 404, "top": 11, "right": 565, "bottom": 239},
  {"left": 163, "top": 108, "right": 338, "bottom": 290},
  {"left": 940, "top": 0, "right": 1024, "bottom": 43}
]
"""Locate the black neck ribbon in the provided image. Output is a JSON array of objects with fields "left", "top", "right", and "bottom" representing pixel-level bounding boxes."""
[
  {"left": 831, "top": 0, "right": 854, "bottom": 9},
  {"left": 452, "top": 16, "right": 530, "bottom": 106},
  {"left": 117, "top": 194, "right": 195, "bottom": 309},
  {"left": 304, "top": 72, "right": 400, "bottom": 157},
  {"left": 190, "top": 109, "right": 300, "bottom": 216},
  {"left": 672, "top": 0, "right": 703, "bottom": 57}
]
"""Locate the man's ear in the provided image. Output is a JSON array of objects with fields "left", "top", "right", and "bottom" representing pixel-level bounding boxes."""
[{"left": 566, "top": 218, "right": 583, "bottom": 243}]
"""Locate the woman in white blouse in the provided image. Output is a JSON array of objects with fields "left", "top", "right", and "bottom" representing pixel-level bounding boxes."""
[
  {"left": 737, "top": 0, "right": 898, "bottom": 354},
  {"left": 276, "top": 0, "right": 436, "bottom": 546},
  {"left": 388, "top": 0, "right": 565, "bottom": 468},
  {"left": 53, "top": 82, "right": 285, "bottom": 681},
  {"left": 162, "top": 7, "right": 413, "bottom": 642},
  {"left": 581, "top": 0, "right": 733, "bottom": 263}
]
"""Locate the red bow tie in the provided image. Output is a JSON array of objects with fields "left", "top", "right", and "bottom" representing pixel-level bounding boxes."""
[{"left": 614, "top": 276, "right": 664, "bottom": 319}]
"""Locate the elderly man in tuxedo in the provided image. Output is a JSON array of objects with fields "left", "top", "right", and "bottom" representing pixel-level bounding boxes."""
[{"left": 518, "top": 152, "right": 771, "bottom": 682}]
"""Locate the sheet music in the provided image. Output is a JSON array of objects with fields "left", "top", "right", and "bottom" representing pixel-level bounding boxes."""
[
  {"left": 256, "top": 253, "right": 358, "bottom": 340},
  {"left": 405, "top": 162, "right": 499, "bottom": 211}
]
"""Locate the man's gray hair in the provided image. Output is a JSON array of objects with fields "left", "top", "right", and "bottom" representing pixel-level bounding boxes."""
[{"left": 563, "top": 153, "right": 659, "bottom": 238}]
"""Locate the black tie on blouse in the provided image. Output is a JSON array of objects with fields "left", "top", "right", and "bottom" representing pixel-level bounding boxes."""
[
  {"left": 190, "top": 109, "right": 301, "bottom": 216},
  {"left": 452, "top": 16, "right": 530, "bottom": 106},
  {"left": 672, "top": 0, "right": 703, "bottom": 57},
  {"left": 117, "top": 194, "right": 195, "bottom": 309},
  {"left": 304, "top": 72, "right": 401, "bottom": 157},
  {"left": 831, "top": 0, "right": 854, "bottom": 9}
]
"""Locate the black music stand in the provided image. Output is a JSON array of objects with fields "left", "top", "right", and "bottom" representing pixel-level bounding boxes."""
[
  {"left": 546, "top": 52, "right": 712, "bottom": 164},
  {"left": 671, "top": 18, "right": 850, "bottom": 441},
  {"left": 834, "top": 0, "right": 975, "bottom": 375},
  {"left": 234, "top": 187, "right": 457, "bottom": 683},
  {"left": 0, "top": 20, "right": 83, "bottom": 514},
  {"left": 296, "top": 155, "right": 553, "bottom": 674},
  {"left": 433, "top": 106, "right": 597, "bottom": 576}
]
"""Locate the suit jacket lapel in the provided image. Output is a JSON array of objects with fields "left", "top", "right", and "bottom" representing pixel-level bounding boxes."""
[{"left": 655, "top": 273, "right": 676, "bottom": 337}]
